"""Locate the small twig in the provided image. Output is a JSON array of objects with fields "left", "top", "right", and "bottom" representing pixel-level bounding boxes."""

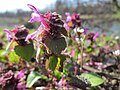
[{"left": 83, "top": 65, "right": 100, "bottom": 73}]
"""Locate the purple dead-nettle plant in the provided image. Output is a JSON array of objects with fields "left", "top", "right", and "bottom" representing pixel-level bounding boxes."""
[
  {"left": 26, "top": 4, "right": 67, "bottom": 55},
  {"left": 65, "top": 12, "right": 89, "bottom": 67},
  {"left": 65, "top": 12, "right": 81, "bottom": 29},
  {"left": 0, "top": 69, "right": 26, "bottom": 90},
  {"left": 86, "top": 32, "right": 100, "bottom": 42},
  {"left": 27, "top": 4, "right": 67, "bottom": 40},
  {"left": 65, "top": 12, "right": 89, "bottom": 38},
  {"left": 15, "top": 69, "right": 26, "bottom": 79},
  {"left": 57, "top": 75, "right": 67, "bottom": 87},
  {"left": 4, "top": 25, "right": 30, "bottom": 49},
  {"left": 15, "top": 69, "right": 26, "bottom": 90}
]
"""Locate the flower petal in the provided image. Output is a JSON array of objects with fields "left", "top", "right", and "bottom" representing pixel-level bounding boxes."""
[
  {"left": 4, "top": 29, "right": 15, "bottom": 40},
  {"left": 28, "top": 13, "right": 41, "bottom": 23},
  {"left": 58, "top": 75, "right": 67, "bottom": 87},
  {"left": 65, "top": 12, "right": 71, "bottom": 22},
  {"left": 25, "top": 31, "right": 37, "bottom": 41},
  {"left": 93, "top": 32, "right": 100, "bottom": 41},
  {"left": 17, "top": 82, "right": 26, "bottom": 90},
  {"left": 27, "top": 4, "right": 49, "bottom": 28},
  {"left": 27, "top": 4, "right": 39, "bottom": 13},
  {"left": 63, "top": 22, "right": 69, "bottom": 30},
  {"left": 16, "top": 69, "right": 26, "bottom": 79}
]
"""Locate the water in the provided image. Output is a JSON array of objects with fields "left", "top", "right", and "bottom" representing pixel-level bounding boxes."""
[{"left": 86, "top": 21, "right": 120, "bottom": 36}]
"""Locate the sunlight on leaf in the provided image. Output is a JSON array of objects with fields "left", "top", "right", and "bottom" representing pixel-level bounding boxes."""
[
  {"left": 54, "top": 70, "right": 63, "bottom": 80},
  {"left": 26, "top": 71, "right": 48, "bottom": 88},
  {"left": 80, "top": 73, "right": 104, "bottom": 86},
  {"left": 9, "top": 51, "right": 20, "bottom": 64}
]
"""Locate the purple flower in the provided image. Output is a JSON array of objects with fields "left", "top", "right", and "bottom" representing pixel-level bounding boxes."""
[
  {"left": 86, "top": 32, "right": 100, "bottom": 42},
  {"left": 15, "top": 69, "right": 26, "bottom": 90},
  {"left": 65, "top": 12, "right": 81, "bottom": 28},
  {"left": 65, "top": 12, "right": 72, "bottom": 22},
  {"left": 4, "top": 26, "right": 30, "bottom": 46},
  {"left": 16, "top": 69, "right": 26, "bottom": 79},
  {"left": 27, "top": 4, "right": 49, "bottom": 29},
  {"left": 63, "top": 21, "right": 70, "bottom": 30},
  {"left": 4, "top": 29, "right": 16, "bottom": 41},
  {"left": 28, "top": 12, "right": 41, "bottom": 23},
  {"left": 58, "top": 75, "right": 67, "bottom": 87},
  {"left": 27, "top": 4, "right": 67, "bottom": 45},
  {"left": 93, "top": 32, "right": 100, "bottom": 41},
  {"left": 0, "top": 70, "right": 14, "bottom": 86},
  {"left": 25, "top": 31, "right": 37, "bottom": 41},
  {"left": 17, "top": 82, "right": 26, "bottom": 90}
]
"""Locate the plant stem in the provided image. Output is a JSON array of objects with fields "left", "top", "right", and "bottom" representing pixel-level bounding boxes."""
[
  {"left": 80, "top": 34, "right": 85, "bottom": 68},
  {"left": 80, "top": 39, "right": 84, "bottom": 68}
]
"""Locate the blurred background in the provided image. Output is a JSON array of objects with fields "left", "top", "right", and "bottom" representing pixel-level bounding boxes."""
[{"left": 0, "top": 0, "right": 120, "bottom": 35}]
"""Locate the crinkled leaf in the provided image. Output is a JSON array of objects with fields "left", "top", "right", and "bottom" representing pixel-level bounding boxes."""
[
  {"left": 14, "top": 43, "right": 34, "bottom": 61},
  {"left": 67, "top": 76, "right": 87, "bottom": 89},
  {"left": 9, "top": 51, "right": 20, "bottom": 64},
  {"left": 80, "top": 73, "right": 104, "bottom": 86},
  {"left": 45, "top": 37, "right": 67, "bottom": 54},
  {"left": 26, "top": 71, "right": 48, "bottom": 88}
]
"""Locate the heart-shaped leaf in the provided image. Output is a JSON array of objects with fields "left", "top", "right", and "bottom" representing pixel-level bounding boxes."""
[
  {"left": 14, "top": 43, "right": 34, "bottom": 61},
  {"left": 45, "top": 37, "right": 67, "bottom": 54},
  {"left": 80, "top": 73, "right": 104, "bottom": 86},
  {"left": 26, "top": 71, "right": 48, "bottom": 88}
]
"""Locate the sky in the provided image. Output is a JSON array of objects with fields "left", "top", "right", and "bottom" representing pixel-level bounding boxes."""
[{"left": 0, "top": 0, "right": 56, "bottom": 12}]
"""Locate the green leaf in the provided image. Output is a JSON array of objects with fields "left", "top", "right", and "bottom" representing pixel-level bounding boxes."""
[
  {"left": 0, "top": 50, "right": 9, "bottom": 56},
  {"left": 26, "top": 71, "right": 48, "bottom": 88},
  {"left": 45, "top": 37, "right": 67, "bottom": 54},
  {"left": 9, "top": 51, "right": 20, "bottom": 64},
  {"left": 67, "top": 76, "right": 88, "bottom": 89},
  {"left": 63, "top": 61, "right": 74, "bottom": 76},
  {"left": 54, "top": 70, "right": 62, "bottom": 80},
  {"left": 80, "top": 73, "right": 104, "bottom": 86},
  {"left": 0, "top": 50, "right": 8, "bottom": 62},
  {"left": 14, "top": 43, "right": 34, "bottom": 61},
  {"left": 85, "top": 47, "right": 94, "bottom": 53},
  {"left": 46, "top": 55, "right": 58, "bottom": 71}
]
